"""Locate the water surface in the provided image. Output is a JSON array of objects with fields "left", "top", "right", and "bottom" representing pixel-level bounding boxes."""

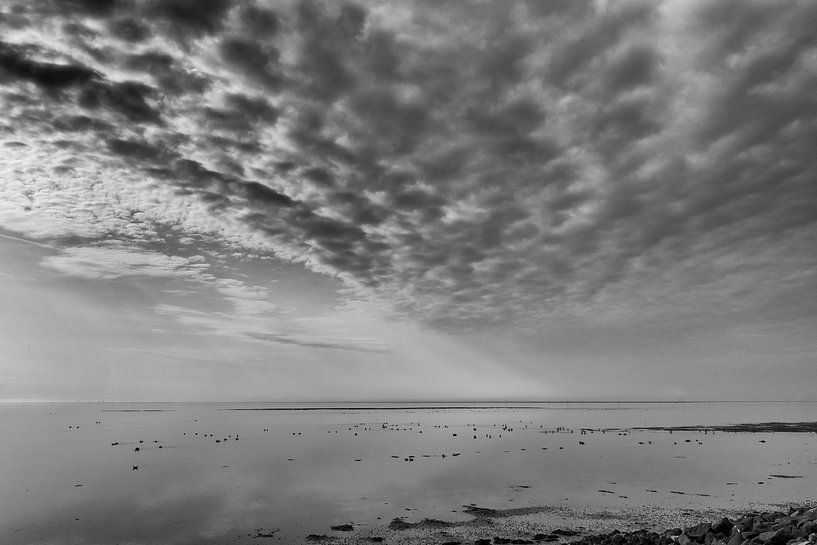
[{"left": 2, "top": 401, "right": 815, "bottom": 544}]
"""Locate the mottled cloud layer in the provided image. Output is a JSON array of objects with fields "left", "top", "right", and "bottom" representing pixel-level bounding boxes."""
[{"left": 1, "top": 0, "right": 816, "bottom": 339}]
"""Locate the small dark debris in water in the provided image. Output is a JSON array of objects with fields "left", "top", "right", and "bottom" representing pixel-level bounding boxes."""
[
  {"left": 255, "top": 529, "right": 277, "bottom": 538},
  {"left": 306, "top": 534, "right": 330, "bottom": 541},
  {"left": 646, "top": 489, "right": 658, "bottom": 493},
  {"left": 331, "top": 523, "right": 354, "bottom": 531},
  {"left": 598, "top": 490, "right": 615, "bottom": 494},
  {"left": 74, "top": 484, "right": 83, "bottom": 487},
  {"left": 726, "top": 482, "right": 737, "bottom": 485},
  {"left": 769, "top": 474, "right": 802, "bottom": 478},
  {"left": 669, "top": 490, "right": 686, "bottom": 495}
]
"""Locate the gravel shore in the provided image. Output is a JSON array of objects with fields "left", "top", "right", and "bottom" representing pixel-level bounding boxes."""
[{"left": 305, "top": 505, "right": 817, "bottom": 545}]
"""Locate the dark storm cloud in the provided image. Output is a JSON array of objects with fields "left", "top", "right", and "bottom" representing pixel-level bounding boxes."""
[
  {"left": 146, "top": 0, "right": 232, "bottom": 37},
  {"left": 2, "top": 0, "right": 816, "bottom": 335},
  {"left": 78, "top": 79, "right": 163, "bottom": 124},
  {"left": 235, "top": 181, "right": 295, "bottom": 208},
  {"left": 0, "top": 42, "right": 97, "bottom": 89},
  {"left": 106, "top": 137, "right": 167, "bottom": 162},
  {"left": 107, "top": 17, "right": 151, "bottom": 42},
  {"left": 238, "top": 4, "right": 280, "bottom": 37},
  {"left": 219, "top": 36, "right": 284, "bottom": 90},
  {"left": 202, "top": 93, "right": 279, "bottom": 134}
]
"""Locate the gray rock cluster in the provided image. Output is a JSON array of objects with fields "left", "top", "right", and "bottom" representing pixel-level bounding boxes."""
[{"left": 570, "top": 507, "right": 817, "bottom": 545}]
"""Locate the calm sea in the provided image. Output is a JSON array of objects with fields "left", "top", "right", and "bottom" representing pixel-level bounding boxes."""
[{"left": 1, "top": 401, "right": 815, "bottom": 544}]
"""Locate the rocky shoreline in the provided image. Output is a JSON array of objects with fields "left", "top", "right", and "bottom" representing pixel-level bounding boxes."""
[
  {"left": 567, "top": 506, "right": 817, "bottom": 545},
  {"left": 306, "top": 505, "right": 817, "bottom": 545}
]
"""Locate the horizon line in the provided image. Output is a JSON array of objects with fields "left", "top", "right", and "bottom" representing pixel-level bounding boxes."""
[{"left": 2, "top": 399, "right": 817, "bottom": 404}]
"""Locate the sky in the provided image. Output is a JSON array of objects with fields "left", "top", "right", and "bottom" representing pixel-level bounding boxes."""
[{"left": 0, "top": 0, "right": 815, "bottom": 402}]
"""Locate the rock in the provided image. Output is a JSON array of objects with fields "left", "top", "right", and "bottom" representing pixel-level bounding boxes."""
[
  {"left": 677, "top": 535, "right": 691, "bottom": 545},
  {"left": 800, "top": 522, "right": 817, "bottom": 535},
  {"left": 388, "top": 518, "right": 412, "bottom": 531},
  {"left": 734, "top": 522, "right": 750, "bottom": 533},
  {"left": 553, "top": 529, "right": 578, "bottom": 537},
  {"left": 686, "top": 523, "right": 711, "bottom": 539},
  {"left": 306, "top": 535, "right": 329, "bottom": 542},
  {"left": 367, "top": 538, "right": 384, "bottom": 543},
  {"left": 475, "top": 540, "right": 492, "bottom": 545},
  {"left": 727, "top": 530, "right": 743, "bottom": 545},
  {"left": 534, "top": 534, "right": 560, "bottom": 542},
  {"left": 713, "top": 518, "right": 734, "bottom": 535},
  {"left": 757, "top": 529, "right": 789, "bottom": 545}
]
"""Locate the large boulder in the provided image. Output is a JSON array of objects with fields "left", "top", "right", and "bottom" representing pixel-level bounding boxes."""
[
  {"left": 712, "top": 518, "right": 734, "bottom": 535},
  {"left": 757, "top": 529, "right": 789, "bottom": 545},
  {"left": 686, "top": 524, "right": 711, "bottom": 540}
]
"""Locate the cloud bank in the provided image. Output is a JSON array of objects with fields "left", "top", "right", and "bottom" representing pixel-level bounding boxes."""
[{"left": 1, "top": 0, "right": 816, "bottom": 339}]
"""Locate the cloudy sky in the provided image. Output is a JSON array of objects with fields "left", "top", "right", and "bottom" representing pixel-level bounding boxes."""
[{"left": 1, "top": 0, "right": 815, "bottom": 402}]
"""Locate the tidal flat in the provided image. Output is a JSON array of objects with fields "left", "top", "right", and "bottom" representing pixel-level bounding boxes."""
[{"left": 1, "top": 402, "right": 815, "bottom": 544}]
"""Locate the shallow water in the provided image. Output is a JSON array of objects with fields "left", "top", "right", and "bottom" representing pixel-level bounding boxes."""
[{"left": 1, "top": 401, "right": 816, "bottom": 544}]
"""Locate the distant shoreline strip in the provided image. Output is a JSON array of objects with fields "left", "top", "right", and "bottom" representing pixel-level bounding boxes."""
[{"left": 223, "top": 406, "right": 566, "bottom": 411}]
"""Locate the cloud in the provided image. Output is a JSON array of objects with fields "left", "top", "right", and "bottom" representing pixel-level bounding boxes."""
[
  {"left": 0, "top": 41, "right": 97, "bottom": 89},
  {"left": 247, "top": 332, "right": 390, "bottom": 354},
  {"left": 0, "top": 0, "right": 815, "bottom": 340},
  {"left": 41, "top": 244, "right": 209, "bottom": 280}
]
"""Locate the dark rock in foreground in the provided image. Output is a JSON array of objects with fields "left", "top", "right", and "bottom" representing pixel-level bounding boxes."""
[{"left": 567, "top": 506, "right": 816, "bottom": 545}]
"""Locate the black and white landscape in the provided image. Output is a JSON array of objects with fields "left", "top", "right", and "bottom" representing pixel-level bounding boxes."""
[{"left": 1, "top": 1, "right": 816, "bottom": 544}]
